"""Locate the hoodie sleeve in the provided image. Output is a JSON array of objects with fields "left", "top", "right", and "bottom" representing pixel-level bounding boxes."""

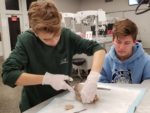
[
  {"left": 99, "top": 69, "right": 110, "bottom": 83},
  {"left": 142, "top": 55, "right": 150, "bottom": 81},
  {"left": 99, "top": 55, "right": 112, "bottom": 83}
]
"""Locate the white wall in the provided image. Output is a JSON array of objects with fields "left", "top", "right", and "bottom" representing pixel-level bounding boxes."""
[
  {"left": 80, "top": 0, "right": 137, "bottom": 11},
  {"left": 54, "top": 0, "right": 80, "bottom": 12},
  {"left": 124, "top": 11, "right": 150, "bottom": 48},
  {"left": 54, "top": 0, "right": 82, "bottom": 32},
  {"left": 80, "top": 0, "right": 150, "bottom": 48}
]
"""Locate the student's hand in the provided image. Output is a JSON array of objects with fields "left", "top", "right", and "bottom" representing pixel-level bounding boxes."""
[
  {"left": 42, "top": 72, "right": 74, "bottom": 92},
  {"left": 80, "top": 71, "right": 99, "bottom": 103}
]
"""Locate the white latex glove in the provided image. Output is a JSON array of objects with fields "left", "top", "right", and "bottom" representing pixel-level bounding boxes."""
[
  {"left": 42, "top": 72, "right": 74, "bottom": 92},
  {"left": 80, "top": 71, "right": 100, "bottom": 103}
]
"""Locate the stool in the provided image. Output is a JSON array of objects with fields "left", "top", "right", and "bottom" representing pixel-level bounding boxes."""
[{"left": 72, "top": 58, "right": 86, "bottom": 79}]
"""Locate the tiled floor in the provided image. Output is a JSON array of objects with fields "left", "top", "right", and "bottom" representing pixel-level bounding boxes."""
[
  {"left": 0, "top": 48, "right": 150, "bottom": 113},
  {"left": 0, "top": 57, "right": 22, "bottom": 113}
]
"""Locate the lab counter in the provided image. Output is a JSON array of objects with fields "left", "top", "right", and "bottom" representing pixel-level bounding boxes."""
[{"left": 23, "top": 80, "right": 150, "bottom": 113}]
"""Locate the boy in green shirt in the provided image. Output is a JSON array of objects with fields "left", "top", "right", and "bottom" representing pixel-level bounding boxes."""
[{"left": 2, "top": 0, "right": 105, "bottom": 112}]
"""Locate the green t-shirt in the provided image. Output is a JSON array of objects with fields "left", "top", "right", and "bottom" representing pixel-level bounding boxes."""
[{"left": 2, "top": 28, "right": 104, "bottom": 112}]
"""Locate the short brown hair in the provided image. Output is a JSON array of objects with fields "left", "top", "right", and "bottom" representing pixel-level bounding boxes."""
[
  {"left": 28, "top": 0, "right": 62, "bottom": 36},
  {"left": 112, "top": 19, "right": 138, "bottom": 41}
]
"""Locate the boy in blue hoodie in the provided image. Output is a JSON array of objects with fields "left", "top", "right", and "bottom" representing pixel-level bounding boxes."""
[{"left": 99, "top": 19, "right": 150, "bottom": 84}]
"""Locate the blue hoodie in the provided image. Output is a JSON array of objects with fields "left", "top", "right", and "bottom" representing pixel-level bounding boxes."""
[{"left": 99, "top": 42, "right": 150, "bottom": 84}]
